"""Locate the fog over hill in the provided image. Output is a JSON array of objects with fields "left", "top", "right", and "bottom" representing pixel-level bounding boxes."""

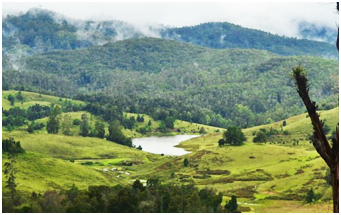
[{"left": 2, "top": 8, "right": 338, "bottom": 66}]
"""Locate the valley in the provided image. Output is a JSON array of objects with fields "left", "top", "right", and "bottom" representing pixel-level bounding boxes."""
[
  {"left": 2, "top": 91, "right": 337, "bottom": 212},
  {"left": 2, "top": 7, "right": 339, "bottom": 213}
]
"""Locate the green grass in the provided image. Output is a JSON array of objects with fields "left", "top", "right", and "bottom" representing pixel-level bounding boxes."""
[
  {"left": 124, "top": 112, "right": 223, "bottom": 137},
  {"left": 2, "top": 91, "right": 337, "bottom": 212},
  {"left": 2, "top": 90, "right": 85, "bottom": 110},
  {"left": 2, "top": 152, "right": 113, "bottom": 193}
]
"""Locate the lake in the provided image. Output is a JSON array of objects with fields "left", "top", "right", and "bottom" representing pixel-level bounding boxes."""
[{"left": 132, "top": 135, "right": 200, "bottom": 156}]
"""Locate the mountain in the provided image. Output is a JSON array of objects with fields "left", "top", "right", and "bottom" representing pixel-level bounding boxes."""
[
  {"left": 3, "top": 37, "right": 338, "bottom": 129},
  {"left": 298, "top": 21, "right": 338, "bottom": 44},
  {"left": 2, "top": 8, "right": 338, "bottom": 67},
  {"left": 160, "top": 22, "right": 338, "bottom": 58}
]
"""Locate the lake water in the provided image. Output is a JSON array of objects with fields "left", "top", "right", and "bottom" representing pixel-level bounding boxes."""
[{"left": 132, "top": 135, "right": 200, "bottom": 156}]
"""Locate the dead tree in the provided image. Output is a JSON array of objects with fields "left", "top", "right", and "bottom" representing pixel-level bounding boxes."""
[{"left": 292, "top": 66, "right": 338, "bottom": 213}]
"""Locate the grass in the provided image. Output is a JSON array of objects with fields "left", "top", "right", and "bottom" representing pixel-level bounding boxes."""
[
  {"left": 2, "top": 90, "right": 85, "bottom": 110},
  {"left": 2, "top": 152, "right": 113, "bottom": 193},
  {"left": 2, "top": 91, "right": 337, "bottom": 212}
]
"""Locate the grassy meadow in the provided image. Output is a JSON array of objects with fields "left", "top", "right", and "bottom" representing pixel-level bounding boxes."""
[{"left": 2, "top": 91, "right": 338, "bottom": 213}]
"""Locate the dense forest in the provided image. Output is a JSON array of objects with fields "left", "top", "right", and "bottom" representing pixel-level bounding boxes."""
[
  {"left": 2, "top": 8, "right": 338, "bottom": 62},
  {"left": 3, "top": 37, "right": 338, "bottom": 128}
]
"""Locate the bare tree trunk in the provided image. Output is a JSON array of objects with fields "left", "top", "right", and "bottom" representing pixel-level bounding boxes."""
[{"left": 292, "top": 66, "right": 338, "bottom": 213}]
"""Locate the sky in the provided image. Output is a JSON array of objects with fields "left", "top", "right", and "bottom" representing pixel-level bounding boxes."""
[{"left": 2, "top": 1, "right": 339, "bottom": 38}]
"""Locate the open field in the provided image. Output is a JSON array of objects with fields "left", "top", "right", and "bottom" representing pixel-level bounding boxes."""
[
  {"left": 2, "top": 90, "right": 85, "bottom": 110},
  {"left": 2, "top": 91, "right": 337, "bottom": 212}
]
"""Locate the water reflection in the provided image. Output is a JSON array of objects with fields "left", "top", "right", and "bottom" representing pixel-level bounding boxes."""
[{"left": 132, "top": 135, "right": 200, "bottom": 156}]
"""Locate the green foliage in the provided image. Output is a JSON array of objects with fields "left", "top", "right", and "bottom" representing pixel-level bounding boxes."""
[
  {"left": 184, "top": 158, "right": 189, "bottom": 167},
  {"left": 46, "top": 106, "right": 62, "bottom": 134},
  {"left": 27, "top": 121, "right": 45, "bottom": 133},
  {"left": 61, "top": 114, "right": 72, "bottom": 136},
  {"left": 94, "top": 120, "right": 105, "bottom": 138},
  {"left": 4, "top": 155, "right": 17, "bottom": 202},
  {"left": 79, "top": 113, "right": 90, "bottom": 137},
  {"left": 3, "top": 38, "right": 338, "bottom": 129},
  {"left": 161, "top": 22, "right": 337, "bottom": 58},
  {"left": 253, "top": 131, "right": 268, "bottom": 143},
  {"left": 72, "top": 118, "right": 81, "bottom": 125},
  {"left": 107, "top": 120, "right": 132, "bottom": 147},
  {"left": 223, "top": 126, "right": 246, "bottom": 146},
  {"left": 306, "top": 188, "right": 315, "bottom": 203},
  {"left": 218, "top": 138, "right": 225, "bottom": 147},
  {"left": 7, "top": 94, "right": 15, "bottom": 106},
  {"left": 158, "top": 121, "right": 167, "bottom": 132},
  {"left": 199, "top": 127, "right": 207, "bottom": 134},
  {"left": 225, "top": 195, "right": 239, "bottom": 213},
  {"left": 2, "top": 138, "right": 25, "bottom": 154}
]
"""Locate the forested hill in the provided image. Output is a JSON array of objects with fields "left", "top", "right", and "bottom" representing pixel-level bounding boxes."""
[
  {"left": 160, "top": 22, "right": 338, "bottom": 58},
  {"left": 3, "top": 37, "right": 338, "bottom": 129},
  {"left": 2, "top": 8, "right": 338, "bottom": 62},
  {"left": 21, "top": 38, "right": 275, "bottom": 74}
]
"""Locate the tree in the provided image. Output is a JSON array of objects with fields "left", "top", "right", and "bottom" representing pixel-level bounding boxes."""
[
  {"left": 107, "top": 120, "right": 132, "bottom": 147},
  {"left": 218, "top": 139, "right": 225, "bottom": 147},
  {"left": 292, "top": 65, "right": 338, "bottom": 212},
  {"left": 80, "top": 113, "right": 90, "bottom": 137},
  {"left": 7, "top": 94, "right": 15, "bottom": 106},
  {"left": 199, "top": 127, "right": 206, "bottom": 134},
  {"left": 223, "top": 126, "right": 246, "bottom": 146},
  {"left": 306, "top": 188, "right": 315, "bottom": 203},
  {"left": 158, "top": 121, "right": 167, "bottom": 132},
  {"left": 184, "top": 158, "right": 189, "bottom": 167},
  {"left": 46, "top": 106, "right": 62, "bottom": 134},
  {"left": 95, "top": 120, "right": 105, "bottom": 138},
  {"left": 61, "top": 114, "right": 72, "bottom": 136},
  {"left": 132, "top": 180, "right": 145, "bottom": 191},
  {"left": 4, "top": 155, "right": 17, "bottom": 203},
  {"left": 253, "top": 131, "right": 267, "bottom": 143},
  {"left": 164, "top": 116, "right": 175, "bottom": 129},
  {"left": 224, "top": 195, "right": 239, "bottom": 213},
  {"left": 283, "top": 120, "right": 287, "bottom": 127},
  {"left": 27, "top": 121, "right": 35, "bottom": 133}
]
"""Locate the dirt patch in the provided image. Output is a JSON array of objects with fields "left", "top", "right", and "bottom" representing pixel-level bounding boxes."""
[
  {"left": 196, "top": 169, "right": 231, "bottom": 175},
  {"left": 227, "top": 185, "right": 256, "bottom": 198},
  {"left": 234, "top": 169, "right": 274, "bottom": 181},
  {"left": 295, "top": 169, "right": 304, "bottom": 175},
  {"left": 191, "top": 150, "right": 218, "bottom": 160}
]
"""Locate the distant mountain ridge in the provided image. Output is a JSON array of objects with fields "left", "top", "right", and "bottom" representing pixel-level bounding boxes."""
[{"left": 2, "top": 8, "right": 338, "bottom": 67}]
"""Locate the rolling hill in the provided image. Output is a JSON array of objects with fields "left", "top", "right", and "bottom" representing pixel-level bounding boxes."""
[
  {"left": 2, "top": 90, "right": 337, "bottom": 212},
  {"left": 3, "top": 37, "right": 338, "bottom": 129}
]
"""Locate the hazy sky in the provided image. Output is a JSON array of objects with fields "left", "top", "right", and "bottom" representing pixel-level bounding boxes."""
[{"left": 2, "top": 1, "right": 339, "bottom": 38}]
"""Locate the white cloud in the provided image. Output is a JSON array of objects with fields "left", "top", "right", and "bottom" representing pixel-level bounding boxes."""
[{"left": 2, "top": 2, "right": 339, "bottom": 38}]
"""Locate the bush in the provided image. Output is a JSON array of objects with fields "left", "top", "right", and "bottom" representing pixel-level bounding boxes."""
[
  {"left": 2, "top": 138, "right": 25, "bottom": 154},
  {"left": 253, "top": 131, "right": 267, "bottom": 143},
  {"left": 184, "top": 158, "right": 189, "bottom": 167},
  {"left": 73, "top": 118, "right": 81, "bottom": 125}
]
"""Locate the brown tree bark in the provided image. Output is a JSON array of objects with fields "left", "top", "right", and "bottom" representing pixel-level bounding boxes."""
[{"left": 292, "top": 66, "right": 338, "bottom": 213}]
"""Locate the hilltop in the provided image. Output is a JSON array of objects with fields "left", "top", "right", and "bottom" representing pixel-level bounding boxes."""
[{"left": 2, "top": 8, "right": 337, "bottom": 65}]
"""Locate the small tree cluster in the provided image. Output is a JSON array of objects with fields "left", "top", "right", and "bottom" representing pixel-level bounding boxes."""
[
  {"left": 2, "top": 138, "right": 25, "bottom": 154},
  {"left": 218, "top": 126, "right": 246, "bottom": 146}
]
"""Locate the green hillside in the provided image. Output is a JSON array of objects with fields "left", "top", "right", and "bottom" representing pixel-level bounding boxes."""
[
  {"left": 161, "top": 22, "right": 338, "bottom": 58},
  {"left": 3, "top": 38, "right": 338, "bottom": 130},
  {"left": 3, "top": 98, "right": 337, "bottom": 212}
]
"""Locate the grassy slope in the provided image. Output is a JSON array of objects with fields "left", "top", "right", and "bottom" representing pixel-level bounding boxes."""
[
  {"left": 2, "top": 90, "right": 85, "bottom": 110},
  {"left": 2, "top": 91, "right": 337, "bottom": 212},
  {"left": 165, "top": 107, "right": 338, "bottom": 212}
]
